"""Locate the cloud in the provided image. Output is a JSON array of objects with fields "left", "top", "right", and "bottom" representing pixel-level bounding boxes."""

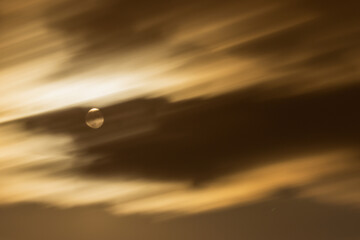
[
  {"left": 0, "top": 122, "right": 358, "bottom": 215},
  {"left": 20, "top": 82, "right": 360, "bottom": 184},
  {"left": 110, "top": 152, "right": 357, "bottom": 214},
  {"left": 3, "top": 0, "right": 360, "bottom": 122},
  {"left": 42, "top": 0, "right": 360, "bottom": 89},
  {"left": 1, "top": 83, "right": 360, "bottom": 214},
  {"left": 1, "top": 0, "right": 360, "bottom": 217}
]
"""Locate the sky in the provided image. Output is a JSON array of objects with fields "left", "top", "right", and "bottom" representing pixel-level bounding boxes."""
[{"left": 1, "top": 0, "right": 360, "bottom": 239}]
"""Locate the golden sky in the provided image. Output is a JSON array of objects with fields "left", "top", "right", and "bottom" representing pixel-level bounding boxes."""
[{"left": 1, "top": 0, "right": 360, "bottom": 239}]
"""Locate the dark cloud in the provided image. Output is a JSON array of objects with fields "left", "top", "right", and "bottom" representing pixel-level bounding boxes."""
[
  {"left": 20, "top": 82, "right": 360, "bottom": 183},
  {"left": 43, "top": 0, "right": 360, "bottom": 79},
  {"left": 44, "top": 0, "right": 241, "bottom": 75},
  {"left": 47, "top": 0, "right": 171, "bottom": 51},
  {"left": 228, "top": 21, "right": 313, "bottom": 58}
]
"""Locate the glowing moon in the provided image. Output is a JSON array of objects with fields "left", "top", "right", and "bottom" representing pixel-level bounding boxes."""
[{"left": 86, "top": 108, "right": 104, "bottom": 129}]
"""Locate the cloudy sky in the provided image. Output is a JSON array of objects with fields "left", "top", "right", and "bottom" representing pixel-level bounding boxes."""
[{"left": 1, "top": 0, "right": 360, "bottom": 239}]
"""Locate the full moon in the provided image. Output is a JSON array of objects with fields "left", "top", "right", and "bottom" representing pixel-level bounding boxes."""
[{"left": 86, "top": 108, "right": 104, "bottom": 129}]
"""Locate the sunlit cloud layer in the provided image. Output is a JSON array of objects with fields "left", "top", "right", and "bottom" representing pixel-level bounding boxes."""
[
  {"left": 1, "top": 0, "right": 360, "bottom": 218},
  {"left": 2, "top": 0, "right": 360, "bottom": 122},
  {"left": 0, "top": 123, "right": 358, "bottom": 215}
]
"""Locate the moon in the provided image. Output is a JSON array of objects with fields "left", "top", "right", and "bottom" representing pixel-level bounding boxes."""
[{"left": 86, "top": 108, "right": 104, "bottom": 129}]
